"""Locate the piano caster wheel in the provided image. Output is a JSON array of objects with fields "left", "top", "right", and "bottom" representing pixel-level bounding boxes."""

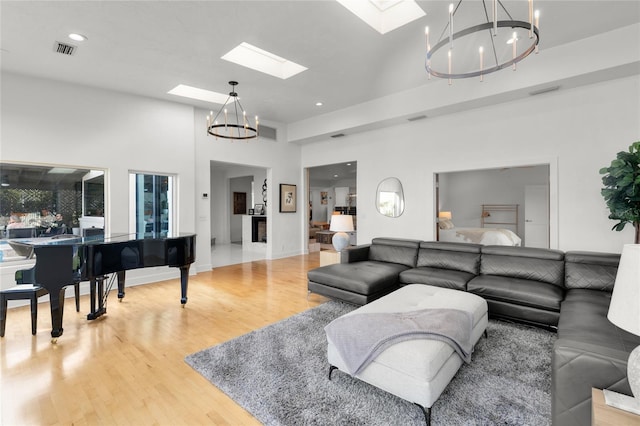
[{"left": 51, "top": 337, "right": 58, "bottom": 344}]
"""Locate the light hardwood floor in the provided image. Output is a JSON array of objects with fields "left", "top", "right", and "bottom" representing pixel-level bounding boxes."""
[{"left": 1, "top": 253, "right": 328, "bottom": 425}]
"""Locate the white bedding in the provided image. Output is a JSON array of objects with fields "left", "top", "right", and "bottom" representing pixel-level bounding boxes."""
[{"left": 439, "top": 227, "right": 521, "bottom": 246}]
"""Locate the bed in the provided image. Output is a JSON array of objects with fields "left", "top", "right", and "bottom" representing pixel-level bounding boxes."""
[{"left": 439, "top": 227, "right": 521, "bottom": 246}]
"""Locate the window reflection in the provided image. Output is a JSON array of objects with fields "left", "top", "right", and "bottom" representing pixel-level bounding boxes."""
[{"left": 0, "top": 162, "right": 105, "bottom": 262}]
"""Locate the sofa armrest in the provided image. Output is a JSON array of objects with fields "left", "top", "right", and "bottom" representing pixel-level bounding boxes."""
[
  {"left": 342, "top": 244, "right": 371, "bottom": 263},
  {"left": 552, "top": 338, "right": 632, "bottom": 426}
]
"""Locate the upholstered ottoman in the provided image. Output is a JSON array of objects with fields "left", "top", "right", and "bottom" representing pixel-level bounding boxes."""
[{"left": 325, "top": 284, "right": 488, "bottom": 425}]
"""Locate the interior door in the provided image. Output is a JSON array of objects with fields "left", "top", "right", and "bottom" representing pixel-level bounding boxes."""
[{"left": 525, "top": 185, "right": 549, "bottom": 248}]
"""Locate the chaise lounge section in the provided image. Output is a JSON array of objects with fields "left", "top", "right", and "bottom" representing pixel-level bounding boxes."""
[
  {"left": 307, "top": 238, "right": 640, "bottom": 426},
  {"left": 307, "top": 238, "right": 420, "bottom": 305}
]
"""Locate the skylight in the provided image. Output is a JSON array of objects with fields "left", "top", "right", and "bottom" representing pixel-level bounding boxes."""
[
  {"left": 48, "top": 168, "right": 77, "bottom": 174},
  {"left": 336, "top": 0, "right": 425, "bottom": 34},
  {"left": 220, "top": 42, "right": 307, "bottom": 80},
  {"left": 167, "top": 84, "right": 232, "bottom": 105}
]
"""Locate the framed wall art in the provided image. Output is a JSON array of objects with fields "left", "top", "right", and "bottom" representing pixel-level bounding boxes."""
[
  {"left": 279, "top": 184, "right": 297, "bottom": 213},
  {"left": 233, "top": 192, "right": 247, "bottom": 214}
]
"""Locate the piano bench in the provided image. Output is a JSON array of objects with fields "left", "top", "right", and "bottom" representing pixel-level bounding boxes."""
[{"left": 0, "top": 285, "right": 49, "bottom": 337}]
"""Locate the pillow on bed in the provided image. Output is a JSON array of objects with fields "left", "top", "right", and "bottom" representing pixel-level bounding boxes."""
[{"left": 438, "top": 219, "right": 455, "bottom": 229}]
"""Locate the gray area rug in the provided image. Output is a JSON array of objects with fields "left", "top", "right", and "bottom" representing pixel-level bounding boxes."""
[{"left": 185, "top": 301, "right": 555, "bottom": 425}]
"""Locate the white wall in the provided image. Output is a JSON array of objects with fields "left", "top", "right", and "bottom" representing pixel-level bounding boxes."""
[
  {"left": 1, "top": 72, "right": 196, "bottom": 290},
  {"left": 301, "top": 75, "right": 640, "bottom": 254}
]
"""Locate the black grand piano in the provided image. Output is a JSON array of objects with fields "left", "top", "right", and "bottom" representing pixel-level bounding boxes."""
[{"left": 11, "top": 232, "right": 196, "bottom": 341}]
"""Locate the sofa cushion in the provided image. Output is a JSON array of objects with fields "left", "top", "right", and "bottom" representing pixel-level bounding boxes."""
[
  {"left": 399, "top": 267, "right": 475, "bottom": 291},
  {"left": 368, "top": 238, "right": 420, "bottom": 268},
  {"left": 467, "top": 275, "right": 564, "bottom": 312},
  {"left": 417, "top": 241, "right": 482, "bottom": 274},
  {"left": 307, "top": 261, "right": 410, "bottom": 296},
  {"left": 564, "top": 251, "right": 620, "bottom": 291},
  {"left": 480, "top": 246, "right": 565, "bottom": 287},
  {"left": 559, "top": 289, "right": 639, "bottom": 348}
]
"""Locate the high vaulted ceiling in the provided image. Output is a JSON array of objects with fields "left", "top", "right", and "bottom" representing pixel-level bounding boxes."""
[{"left": 1, "top": 1, "right": 639, "bottom": 127}]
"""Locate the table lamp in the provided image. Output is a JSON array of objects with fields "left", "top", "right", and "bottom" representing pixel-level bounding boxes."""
[
  {"left": 438, "top": 211, "right": 452, "bottom": 221},
  {"left": 605, "top": 244, "right": 640, "bottom": 414},
  {"left": 330, "top": 215, "right": 354, "bottom": 252}
]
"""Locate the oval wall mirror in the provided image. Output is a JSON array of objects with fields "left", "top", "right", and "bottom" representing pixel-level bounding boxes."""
[{"left": 376, "top": 177, "right": 405, "bottom": 217}]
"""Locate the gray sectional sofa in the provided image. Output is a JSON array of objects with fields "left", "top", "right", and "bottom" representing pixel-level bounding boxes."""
[{"left": 307, "top": 237, "right": 640, "bottom": 426}]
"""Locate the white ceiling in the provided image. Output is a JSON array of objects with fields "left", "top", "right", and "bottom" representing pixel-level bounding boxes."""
[{"left": 1, "top": 1, "right": 639, "bottom": 126}]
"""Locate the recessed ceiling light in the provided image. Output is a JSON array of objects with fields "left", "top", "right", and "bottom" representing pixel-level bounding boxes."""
[
  {"left": 221, "top": 42, "right": 307, "bottom": 80},
  {"left": 315, "top": 102, "right": 323, "bottom": 107},
  {"left": 336, "top": 0, "right": 425, "bottom": 34},
  {"left": 334, "top": 174, "right": 339, "bottom": 178},
  {"left": 168, "top": 84, "right": 233, "bottom": 105},
  {"left": 68, "top": 33, "right": 87, "bottom": 42}
]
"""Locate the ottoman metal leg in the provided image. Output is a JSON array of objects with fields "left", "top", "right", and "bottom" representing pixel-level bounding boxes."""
[
  {"left": 415, "top": 403, "right": 431, "bottom": 426},
  {"left": 328, "top": 365, "right": 338, "bottom": 380}
]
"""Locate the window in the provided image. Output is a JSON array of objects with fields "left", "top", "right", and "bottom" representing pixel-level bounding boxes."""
[
  {"left": 0, "top": 162, "right": 106, "bottom": 262},
  {"left": 130, "top": 172, "right": 175, "bottom": 236}
]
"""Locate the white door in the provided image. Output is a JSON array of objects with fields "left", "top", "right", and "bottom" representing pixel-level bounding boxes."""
[{"left": 525, "top": 185, "right": 549, "bottom": 248}]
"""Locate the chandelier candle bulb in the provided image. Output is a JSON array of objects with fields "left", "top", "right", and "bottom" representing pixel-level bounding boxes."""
[
  {"left": 224, "top": 109, "right": 228, "bottom": 128},
  {"left": 448, "top": 49, "right": 452, "bottom": 85},
  {"left": 425, "top": 26, "right": 430, "bottom": 50},
  {"left": 529, "top": 0, "right": 534, "bottom": 38},
  {"left": 449, "top": 3, "right": 454, "bottom": 50},
  {"left": 535, "top": 10, "right": 540, "bottom": 53},
  {"left": 493, "top": 0, "right": 498, "bottom": 36},
  {"left": 512, "top": 32, "right": 517, "bottom": 70}
]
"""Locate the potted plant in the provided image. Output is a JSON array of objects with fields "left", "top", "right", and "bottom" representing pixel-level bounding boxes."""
[{"left": 600, "top": 141, "right": 640, "bottom": 243}]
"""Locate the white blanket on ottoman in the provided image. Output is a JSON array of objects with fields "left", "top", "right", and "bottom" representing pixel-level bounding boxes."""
[{"left": 325, "top": 308, "right": 473, "bottom": 375}]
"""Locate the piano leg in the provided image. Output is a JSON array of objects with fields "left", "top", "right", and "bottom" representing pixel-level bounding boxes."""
[
  {"left": 180, "top": 265, "right": 190, "bottom": 306},
  {"left": 87, "top": 276, "right": 107, "bottom": 320},
  {"left": 117, "top": 271, "right": 126, "bottom": 301},
  {"left": 49, "top": 287, "right": 67, "bottom": 341},
  {"left": 89, "top": 277, "right": 97, "bottom": 316}
]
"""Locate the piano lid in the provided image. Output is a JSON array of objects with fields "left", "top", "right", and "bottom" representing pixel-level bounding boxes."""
[{"left": 8, "top": 231, "right": 196, "bottom": 250}]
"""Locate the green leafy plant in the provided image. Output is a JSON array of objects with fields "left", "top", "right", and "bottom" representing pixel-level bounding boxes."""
[{"left": 600, "top": 141, "right": 640, "bottom": 243}]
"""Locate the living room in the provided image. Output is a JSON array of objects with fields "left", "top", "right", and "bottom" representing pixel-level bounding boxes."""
[{"left": 1, "top": 1, "right": 639, "bottom": 425}]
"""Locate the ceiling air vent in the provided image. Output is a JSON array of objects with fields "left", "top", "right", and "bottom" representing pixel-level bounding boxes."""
[
  {"left": 331, "top": 133, "right": 346, "bottom": 138},
  {"left": 529, "top": 86, "right": 560, "bottom": 96},
  {"left": 259, "top": 125, "right": 277, "bottom": 141},
  {"left": 54, "top": 41, "right": 77, "bottom": 56}
]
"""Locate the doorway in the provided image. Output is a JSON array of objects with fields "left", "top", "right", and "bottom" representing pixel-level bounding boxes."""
[
  {"left": 210, "top": 161, "right": 268, "bottom": 267},
  {"left": 436, "top": 164, "right": 552, "bottom": 248},
  {"left": 307, "top": 162, "right": 357, "bottom": 251}
]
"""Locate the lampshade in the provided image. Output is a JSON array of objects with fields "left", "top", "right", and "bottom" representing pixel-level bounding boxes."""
[
  {"left": 604, "top": 244, "right": 640, "bottom": 414},
  {"left": 330, "top": 215, "right": 354, "bottom": 232},
  {"left": 608, "top": 244, "right": 640, "bottom": 336},
  {"left": 330, "top": 215, "right": 354, "bottom": 253},
  {"left": 438, "top": 211, "right": 452, "bottom": 220}
]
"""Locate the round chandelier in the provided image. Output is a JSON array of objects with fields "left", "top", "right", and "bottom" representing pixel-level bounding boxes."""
[
  {"left": 425, "top": 0, "right": 540, "bottom": 84},
  {"left": 206, "top": 81, "right": 259, "bottom": 140}
]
